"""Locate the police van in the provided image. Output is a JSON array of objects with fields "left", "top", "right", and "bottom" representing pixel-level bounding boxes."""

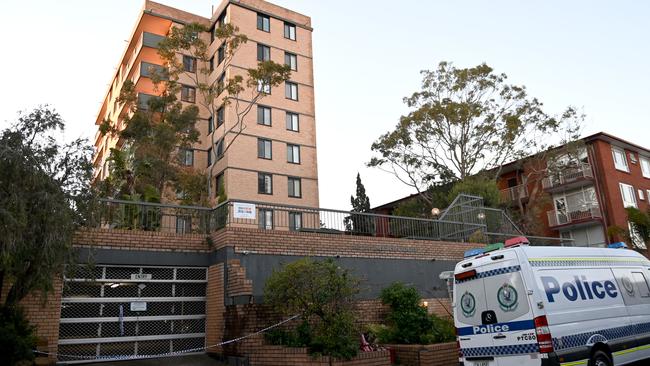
[{"left": 453, "top": 237, "right": 650, "bottom": 366}]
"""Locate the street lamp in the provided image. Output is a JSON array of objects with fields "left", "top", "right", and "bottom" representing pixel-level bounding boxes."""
[{"left": 431, "top": 208, "right": 440, "bottom": 217}]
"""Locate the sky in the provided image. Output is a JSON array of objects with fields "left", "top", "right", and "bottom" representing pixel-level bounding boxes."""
[{"left": 1, "top": 0, "right": 649, "bottom": 210}]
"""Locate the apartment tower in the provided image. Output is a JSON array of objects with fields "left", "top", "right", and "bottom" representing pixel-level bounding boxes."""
[{"left": 93, "top": 0, "right": 319, "bottom": 208}]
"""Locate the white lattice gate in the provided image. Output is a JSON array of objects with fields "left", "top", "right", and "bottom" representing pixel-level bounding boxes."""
[{"left": 58, "top": 265, "right": 207, "bottom": 363}]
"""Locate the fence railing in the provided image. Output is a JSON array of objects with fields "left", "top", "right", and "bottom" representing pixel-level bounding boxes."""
[
  {"left": 500, "top": 184, "right": 528, "bottom": 202},
  {"left": 547, "top": 206, "right": 602, "bottom": 228},
  {"left": 542, "top": 163, "right": 594, "bottom": 190},
  {"left": 92, "top": 198, "right": 569, "bottom": 245}
]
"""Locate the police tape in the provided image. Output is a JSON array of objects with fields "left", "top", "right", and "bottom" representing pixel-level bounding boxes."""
[{"left": 33, "top": 313, "right": 302, "bottom": 361}]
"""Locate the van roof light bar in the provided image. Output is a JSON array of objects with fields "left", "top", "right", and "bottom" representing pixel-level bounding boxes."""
[
  {"left": 608, "top": 242, "right": 628, "bottom": 249},
  {"left": 464, "top": 248, "right": 485, "bottom": 258},
  {"left": 504, "top": 236, "right": 530, "bottom": 247},
  {"left": 484, "top": 243, "right": 504, "bottom": 253}
]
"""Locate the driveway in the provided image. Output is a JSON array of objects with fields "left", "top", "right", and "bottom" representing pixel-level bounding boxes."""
[{"left": 81, "top": 354, "right": 226, "bottom": 366}]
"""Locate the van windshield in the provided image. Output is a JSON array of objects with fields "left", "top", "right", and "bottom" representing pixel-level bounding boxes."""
[{"left": 455, "top": 269, "right": 530, "bottom": 325}]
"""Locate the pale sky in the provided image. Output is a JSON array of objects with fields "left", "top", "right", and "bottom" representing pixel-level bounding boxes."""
[{"left": 1, "top": 0, "right": 648, "bottom": 210}]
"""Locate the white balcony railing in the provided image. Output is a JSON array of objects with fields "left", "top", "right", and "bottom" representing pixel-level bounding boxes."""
[
  {"left": 547, "top": 206, "right": 601, "bottom": 227},
  {"left": 500, "top": 184, "right": 528, "bottom": 202},
  {"left": 542, "top": 163, "right": 594, "bottom": 190}
]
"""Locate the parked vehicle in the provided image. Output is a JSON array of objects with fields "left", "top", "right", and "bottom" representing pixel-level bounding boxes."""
[{"left": 453, "top": 237, "right": 650, "bottom": 366}]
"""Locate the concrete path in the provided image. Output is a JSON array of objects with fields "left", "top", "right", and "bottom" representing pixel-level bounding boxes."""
[{"left": 81, "top": 354, "right": 226, "bottom": 366}]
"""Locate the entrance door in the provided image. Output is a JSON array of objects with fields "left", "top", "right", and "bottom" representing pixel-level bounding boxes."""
[
  {"left": 57, "top": 265, "right": 207, "bottom": 363},
  {"left": 554, "top": 197, "right": 568, "bottom": 225}
]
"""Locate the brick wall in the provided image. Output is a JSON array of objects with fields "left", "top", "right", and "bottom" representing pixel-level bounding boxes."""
[
  {"left": 73, "top": 228, "right": 210, "bottom": 252},
  {"left": 387, "top": 343, "right": 457, "bottom": 366},
  {"left": 206, "top": 263, "right": 226, "bottom": 354},
  {"left": 211, "top": 227, "right": 477, "bottom": 260},
  {"left": 227, "top": 259, "right": 254, "bottom": 297},
  {"left": 1, "top": 278, "right": 63, "bottom": 362}
]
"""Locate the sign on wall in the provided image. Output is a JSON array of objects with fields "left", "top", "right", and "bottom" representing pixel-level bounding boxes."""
[
  {"left": 233, "top": 202, "right": 256, "bottom": 219},
  {"left": 130, "top": 301, "right": 147, "bottom": 311}
]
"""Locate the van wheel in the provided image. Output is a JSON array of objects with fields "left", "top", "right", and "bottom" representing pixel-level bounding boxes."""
[{"left": 589, "top": 350, "right": 612, "bottom": 366}]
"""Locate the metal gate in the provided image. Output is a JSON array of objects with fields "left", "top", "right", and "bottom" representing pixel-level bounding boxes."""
[{"left": 58, "top": 265, "right": 207, "bottom": 363}]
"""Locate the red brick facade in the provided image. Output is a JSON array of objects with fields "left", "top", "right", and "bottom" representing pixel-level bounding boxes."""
[{"left": 386, "top": 343, "right": 458, "bottom": 366}]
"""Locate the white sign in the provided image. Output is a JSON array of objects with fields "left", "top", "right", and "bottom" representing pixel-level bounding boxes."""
[
  {"left": 130, "top": 301, "right": 147, "bottom": 311},
  {"left": 233, "top": 202, "right": 256, "bottom": 219},
  {"left": 130, "top": 273, "right": 152, "bottom": 281}
]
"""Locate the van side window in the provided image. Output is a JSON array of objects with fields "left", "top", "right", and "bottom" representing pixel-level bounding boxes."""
[{"left": 632, "top": 272, "right": 650, "bottom": 298}]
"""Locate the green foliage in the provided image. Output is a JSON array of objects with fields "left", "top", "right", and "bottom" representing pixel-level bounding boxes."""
[
  {"left": 264, "top": 258, "right": 360, "bottom": 359},
  {"left": 448, "top": 176, "right": 501, "bottom": 208},
  {"left": 378, "top": 283, "right": 454, "bottom": 344},
  {"left": 0, "top": 106, "right": 94, "bottom": 307},
  {"left": 345, "top": 173, "right": 374, "bottom": 233},
  {"left": 368, "top": 61, "right": 583, "bottom": 200},
  {"left": 625, "top": 207, "right": 650, "bottom": 248},
  {"left": 0, "top": 306, "right": 36, "bottom": 365},
  {"left": 265, "top": 320, "right": 311, "bottom": 347}
]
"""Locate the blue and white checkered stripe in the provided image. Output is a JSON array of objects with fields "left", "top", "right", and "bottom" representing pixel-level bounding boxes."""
[
  {"left": 553, "top": 321, "right": 650, "bottom": 350},
  {"left": 462, "top": 343, "right": 539, "bottom": 357},
  {"left": 455, "top": 265, "right": 521, "bottom": 284}
]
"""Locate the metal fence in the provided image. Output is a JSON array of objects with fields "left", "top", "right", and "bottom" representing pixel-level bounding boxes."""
[{"left": 91, "top": 197, "right": 569, "bottom": 245}]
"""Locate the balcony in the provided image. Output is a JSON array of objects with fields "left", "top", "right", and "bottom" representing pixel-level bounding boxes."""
[
  {"left": 500, "top": 184, "right": 528, "bottom": 203},
  {"left": 547, "top": 205, "right": 602, "bottom": 228},
  {"left": 542, "top": 163, "right": 594, "bottom": 192}
]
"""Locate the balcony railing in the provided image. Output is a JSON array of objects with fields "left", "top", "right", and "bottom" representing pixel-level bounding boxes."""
[
  {"left": 547, "top": 206, "right": 602, "bottom": 228},
  {"left": 92, "top": 198, "right": 547, "bottom": 244},
  {"left": 542, "top": 163, "right": 594, "bottom": 190},
  {"left": 500, "top": 184, "right": 528, "bottom": 202}
]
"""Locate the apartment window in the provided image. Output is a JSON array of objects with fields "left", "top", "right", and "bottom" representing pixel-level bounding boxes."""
[
  {"left": 207, "top": 147, "right": 212, "bottom": 167},
  {"left": 629, "top": 222, "right": 645, "bottom": 249},
  {"left": 289, "top": 212, "right": 302, "bottom": 231},
  {"left": 288, "top": 177, "right": 301, "bottom": 198},
  {"left": 208, "top": 115, "right": 214, "bottom": 134},
  {"left": 181, "top": 85, "right": 196, "bottom": 103},
  {"left": 258, "top": 209, "right": 273, "bottom": 230},
  {"left": 612, "top": 147, "right": 629, "bottom": 172},
  {"left": 216, "top": 106, "right": 225, "bottom": 127},
  {"left": 641, "top": 157, "right": 650, "bottom": 178},
  {"left": 179, "top": 149, "right": 193, "bottom": 166},
  {"left": 258, "top": 138, "right": 272, "bottom": 159},
  {"left": 285, "top": 52, "right": 297, "bottom": 71},
  {"left": 176, "top": 216, "right": 191, "bottom": 234},
  {"left": 258, "top": 173, "right": 273, "bottom": 194},
  {"left": 285, "top": 82, "right": 298, "bottom": 100},
  {"left": 620, "top": 183, "right": 637, "bottom": 208},
  {"left": 217, "top": 73, "right": 225, "bottom": 94},
  {"left": 257, "top": 79, "right": 271, "bottom": 94},
  {"left": 639, "top": 189, "right": 646, "bottom": 201},
  {"left": 216, "top": 173, "right": 225, "bottom": 196},
  {"left": 287, "top": 144, "right": 300, "bottom": 164},
  {"left": 209, "top": 57, "right": 214, "bottom": 72},
  {"left": 216, "top": 138, "right": 224, "bottom": 159},
  {"left": 286, "top": 112, "right": 299, "bottom": 131},
  {"left": 217, "top": 45, "right": 225, "bottom": 64},
  {"left": 257, "top": 105, "right": 272, "bottom": 126},
  {"left": 257, "top": 13, "right": 270, "bottom": 32},
  {"left": 284, "top": 22, "right": 296, "bottom": 40},
  {"left": 257, "top": 44, "right": 271, "bottom": 62},
  {"left": 183, "top": 55, "right": 197, "bottom": 73}
]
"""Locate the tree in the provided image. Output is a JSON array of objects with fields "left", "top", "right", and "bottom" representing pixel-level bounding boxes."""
[
  {"left": 157, "top": 22, "right": 291, "bottom": 198},
  {"left": 264, "top": 258, "right": 360, "bottom": 359},
  {"left": 0, "top": 106, "right": 94, "bottom": 307},
  {"left": 626, "top": 207, "right": 650, "bottom": 249},
  {"left": 344, "top": 173, "right": 374, "bottom": 233},
  {"left": 368, "top": 62, "right": 583, "bottom": 207}
]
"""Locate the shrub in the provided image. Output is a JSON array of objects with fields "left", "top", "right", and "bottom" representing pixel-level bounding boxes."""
[
  {"left": 264, "top": 258, "right": 360, "bottom": 360},
  {"left": 0, "top": 306, "right": 36, "bottom": 365},
  {"left": 379, "top": 282, "right": 454, "bottom": 344}
]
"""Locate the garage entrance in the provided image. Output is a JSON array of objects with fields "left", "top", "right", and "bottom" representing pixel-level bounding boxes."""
[{"left": 58, "top": 265, "right": 207, "bottom": 363}]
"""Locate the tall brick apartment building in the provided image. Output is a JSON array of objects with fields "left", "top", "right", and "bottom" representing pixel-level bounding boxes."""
[
  {"left": 498, "top": 132, "right": 650, "bottom": 248},
  {"left": 93, "top": 0, "right": 319, "bottom": 207}
]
